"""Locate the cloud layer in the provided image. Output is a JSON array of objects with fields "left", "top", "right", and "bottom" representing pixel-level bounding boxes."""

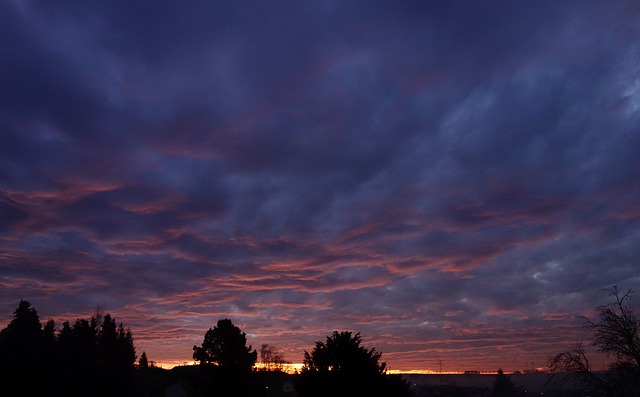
[{"left": 1, "top": 0, "right": 639, "bottom": 371}]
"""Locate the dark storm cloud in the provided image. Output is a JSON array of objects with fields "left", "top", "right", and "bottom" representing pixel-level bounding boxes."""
[{"left": 1, "top": 0, "right": 639, "bottom": 370}]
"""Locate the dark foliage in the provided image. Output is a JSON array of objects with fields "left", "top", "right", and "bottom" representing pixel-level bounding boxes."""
[
  {"left": 586, "top": 288, "right": 640, "bottom": 377},
  {"left": 191, "top": 318, "right": 259, "bottom": 396},
  {"left": 192, "top": 318, "right": 257, "bottom": 371},
  {"left": 260, "top": 343, "right": 288, "bottom": 371},
  {"left": 0, "top": 300, "right": 137, "bottom": 397},
  {"left": 297, "top": 331, "right": 412, "bottom": 397},
  {"left": 0, "top": 300, "right": 49, "bottom": 395},
  {"left": 491, "top": 368, "right": 524, "bottom": 397},
  {"left": 139, "top": 351, "right": 149, "bottom": 368},
  {"left": 549, "top": 286, "right": 640, "bottom": 397}
]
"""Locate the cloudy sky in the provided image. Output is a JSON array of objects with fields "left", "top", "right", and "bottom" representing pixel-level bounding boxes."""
[{"left": 1, "top": 0, "right": 639, "bottom": 372}]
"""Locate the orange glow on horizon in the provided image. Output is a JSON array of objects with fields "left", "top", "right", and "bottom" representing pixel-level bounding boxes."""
[{"left": 153, "top": 361, "right": 537, "bottom": 376}]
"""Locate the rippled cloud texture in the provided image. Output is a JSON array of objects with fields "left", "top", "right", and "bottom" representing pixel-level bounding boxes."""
[{"left": 1, "top": 1, "right": 639, "bottom": 371}]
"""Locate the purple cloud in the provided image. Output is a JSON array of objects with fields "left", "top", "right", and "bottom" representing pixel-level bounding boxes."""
[{"left": 1, "top": 0, "right": 639, "bottom": 372}]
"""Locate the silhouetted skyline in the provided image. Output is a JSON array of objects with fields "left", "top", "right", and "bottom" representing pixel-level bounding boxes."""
[{"left": 1, "top": 1, "right": 639, "bottom": 372}]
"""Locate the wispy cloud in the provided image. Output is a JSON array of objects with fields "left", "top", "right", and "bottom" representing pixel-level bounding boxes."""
[{"left": 1, "top": 0, "right": 639, "bottom": 371}]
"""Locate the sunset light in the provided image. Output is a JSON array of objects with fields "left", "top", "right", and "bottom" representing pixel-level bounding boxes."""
[{"left": 1, "top": 1, "right": 639, "bottom": 392}]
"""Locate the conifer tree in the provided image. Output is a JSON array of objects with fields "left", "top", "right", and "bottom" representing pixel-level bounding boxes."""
[
  {"left": 138, "top": 351, "right": 149, "bottom": 368},
  {"left": 0, "top": 301, "right": 46, "bottom": 395}
]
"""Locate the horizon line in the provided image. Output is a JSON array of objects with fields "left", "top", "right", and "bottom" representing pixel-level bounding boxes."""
[{"left": 153, "top": 360, "right": 546, "bottom": 375}]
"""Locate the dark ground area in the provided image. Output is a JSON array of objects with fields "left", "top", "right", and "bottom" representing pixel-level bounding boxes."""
[
  {"left": 133, "top": 368, "right": 589, "bottom": 397},
  {"left": 404, "top": 373, "right": 597, "bottom": 397}
]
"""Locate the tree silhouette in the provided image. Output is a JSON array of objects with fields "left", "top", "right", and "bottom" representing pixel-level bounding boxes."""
[
  {"left": 98, "top": 313, "right": 118, "bottom": 366},
  {"left": 0, "top": 301, "right": 139, "bottom": 397},
  {"left": 491, "top": 369, "right": 521, "bottom": 397},
  {"left": 3, "top": 300, "right": 42, "bottom": 338},
  {"left": 42, "top": 318, "right": 57, "bottom": 368},
  {"left": 587, "top": 287, "right": 640, "bottom": 376},
  {"left": 191, "top": 319, "right": 259, "bottom": 397},
  {"left": 0, "top": 300, "right": 48, "bottom": 395},
  {"left": 94, "top": 313, "right": 136, "bottom": 394},
  {"left": 192, "top": 318, "right": 257, "bottom": 371},
  {"left": 43, "top": 318, "right": 56, "bottom": 344},
  {"left": 138, "top": 351, "right": 149, "bottom": 369},
  {"left": 298, "top": 331, "right": 411, "bottom": 397},
  {"left": 0, "top": 300, "right": 43, "bottom": 367},
  {"left": 260, "top": 343, "right": 288, "bottom": 371},
  {"left": 549, "top": 286, "right": 640, "bottom": 396}
]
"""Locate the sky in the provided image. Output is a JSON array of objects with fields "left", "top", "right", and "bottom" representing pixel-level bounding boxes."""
[{"left": 1, "top": 0, "right": 639, "bottom": 372}]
